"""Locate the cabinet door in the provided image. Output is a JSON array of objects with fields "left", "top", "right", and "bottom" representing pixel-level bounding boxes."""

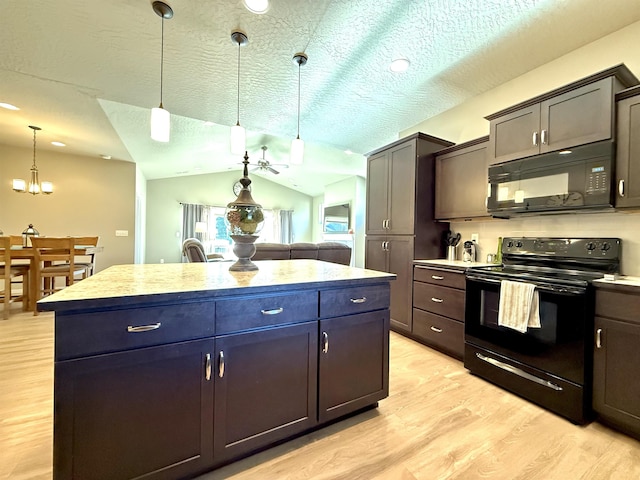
[
  {"left": 387, "top": 236, "right": 414, "bottom": 332},
  {"left": 364, "top": 235, "right": 388, "bottom": 272},
  {"left": 387, "top": 141, "right": 417, "bottom": 234},
  {"left": 488, "top": 105, "right": 540, "bottom": 165},
  {"left": 366, "top": 152, "right": 389, "bottom": 234},
  {"left": 213, "top": 322, "right": 318, "bottom": 461},
  {"left": 319, "top": 310, "right": 389, "bottom": 422},
  {"left": 435, "top": 141, "right": 489, "bottom": 219},
  {"left": 541, "top": 77, "right": 613, "bottom": 154},
  {"left": 616, "top": 94, "right": 640, "bottom": 207},
  {"left": 54, "top": 339, "right": 215, "bottom": 480},
  {"left": 593, "top": 316, "right": 640, "bottom": 435}
]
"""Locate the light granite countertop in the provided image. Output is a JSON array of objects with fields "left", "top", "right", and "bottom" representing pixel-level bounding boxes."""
[
  {"left": 38, "top": 260, "right": 395, "bottom": 312},
  {"left": 413, "top": 259, "right": 497, "bottom": 270},
  {"left": 593, "top": 276, "right": 640, "bottom": 288}
]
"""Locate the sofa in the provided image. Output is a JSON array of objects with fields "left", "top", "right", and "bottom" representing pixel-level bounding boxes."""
[{"left": 253, "top": 242, "right": 351, "bottom": 266}]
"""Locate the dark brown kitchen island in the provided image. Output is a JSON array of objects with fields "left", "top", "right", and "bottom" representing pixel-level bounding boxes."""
[{"left": 38, "top": 260, "right": 394, "bottom": 480}]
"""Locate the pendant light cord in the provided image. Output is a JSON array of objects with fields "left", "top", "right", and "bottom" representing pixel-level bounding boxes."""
[
  {"left": 296, "top": 61, "right": 301, "bottom": 138},
  {"left": 159, "top": 18, "right": 165, "bottom": 108},
  {"left": 236, "top": 40, "right": 241, "bottom": 126},
  {"left": 32, "top": 128, "right": 37, "bottom": 168}
]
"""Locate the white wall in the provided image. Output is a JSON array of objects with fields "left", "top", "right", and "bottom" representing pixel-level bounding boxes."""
[
  {"left": 145, "top": 171, "right": 314, "bottom": 264},
  {"left": 401, "top": 20, "right": 640, "bottom": 275}
]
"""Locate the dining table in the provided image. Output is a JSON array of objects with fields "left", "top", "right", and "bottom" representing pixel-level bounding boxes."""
[{"left": 10, "top": 245, "right": 104, "bottom": 312}]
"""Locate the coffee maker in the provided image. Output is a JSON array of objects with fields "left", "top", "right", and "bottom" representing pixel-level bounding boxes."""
[{"left": 462, "top": 240, "right": 476, "bottom": 262}]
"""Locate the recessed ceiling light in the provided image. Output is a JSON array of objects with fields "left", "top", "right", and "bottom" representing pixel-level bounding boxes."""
[
  {"left": 203, "top": 121, "right": 215, "bottom": 126},
  {"left": 243, "top": 0, "right": 269, "bottom": 14},
  {"left": 100, "top": 154, "right": 112, "bottom": 160},
  {"left": 389, "top": 58, "right": 410, "bottom": 73},
  {"left": 344, "top": 149, "right": 353, "bottom": 155},
  {"left": 51, "top": 141, "right": 66, "bottom": 147},
  {"left": 559, "top": 150, "right": 572, "bottom": 155},
  {"left": 0, "top": 102, "right": 20, "bottom": 110}
]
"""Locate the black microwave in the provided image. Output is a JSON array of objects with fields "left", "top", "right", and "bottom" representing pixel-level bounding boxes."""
[{"left": 487, "top": 140, "right": 615, "bottom": 216}]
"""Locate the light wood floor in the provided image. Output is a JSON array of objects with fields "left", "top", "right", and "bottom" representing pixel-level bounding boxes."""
[{"left": 1, "top": 309, "right": 639, "bottom": 480}]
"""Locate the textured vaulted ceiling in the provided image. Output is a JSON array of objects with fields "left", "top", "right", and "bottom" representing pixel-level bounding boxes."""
[{"left": 1, "top": 0, "right": 640, "bottom": 196}]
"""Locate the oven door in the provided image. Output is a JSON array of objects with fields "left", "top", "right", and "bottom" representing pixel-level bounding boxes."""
[{"left": 464, "top": 273, "right": 594, "bottom": 423}]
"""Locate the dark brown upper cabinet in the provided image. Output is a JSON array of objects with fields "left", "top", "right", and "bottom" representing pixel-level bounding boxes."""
[
  {"left": 486, "top": 65, "right": 638, "bottom": 165},
  {"left": 435, "top": 136, "right": 490, "bottom": 220},
  {"left": 615, "top": 85, "right": 640, "bottom": 208}
]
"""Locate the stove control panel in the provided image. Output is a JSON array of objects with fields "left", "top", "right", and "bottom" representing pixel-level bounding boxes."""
[{"left": 502, "top": 237, "right": 621, "bottom": 259}]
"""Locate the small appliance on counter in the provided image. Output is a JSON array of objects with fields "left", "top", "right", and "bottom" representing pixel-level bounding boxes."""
[{"left": 462, "top": 240, "right": 476, "bottom": 262}]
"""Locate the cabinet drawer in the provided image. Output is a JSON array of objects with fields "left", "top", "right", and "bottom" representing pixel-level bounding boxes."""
[
  {"left": 596, "top": 289, "right": 640, "bottom": 325},
  {"left": 55, "top": 302, "right": 215, "bottom": 361},
  {"left": 413, "top": 283, "right": 465, "bottom": 321},
  {"left": 216, "top": 291, "right": 318, "bottom": 334},
  {"left": 320, "top": 284, "right": 390, "bottom": 318},
  {"left": 412, "top": 309, "right": 463, "bottom": 359},
  {"left": 413, "top": 266, "right": 465, "bottom": 289}
]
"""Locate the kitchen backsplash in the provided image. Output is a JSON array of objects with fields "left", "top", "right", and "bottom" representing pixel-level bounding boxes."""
[{"left": 449, "top": 211, "right": 640, "bottom": 276}]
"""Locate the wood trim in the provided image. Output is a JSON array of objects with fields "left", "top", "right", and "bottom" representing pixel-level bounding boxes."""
[{"left": 365, "top": 132, "right": 453, "bottom": 157}]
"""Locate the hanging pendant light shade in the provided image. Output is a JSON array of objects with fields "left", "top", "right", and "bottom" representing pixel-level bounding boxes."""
[
  {"left": 13, "top": 125, "right": 53, "bottom": 195},
  {"left": 150, "top": 1, "right": 173, "bottom": 143},
  {"left": 290, "top": 52, "right": 308, "bottom": 165},
  {"left": 230, "top": 30, "right": 248, "bottom": 155}
]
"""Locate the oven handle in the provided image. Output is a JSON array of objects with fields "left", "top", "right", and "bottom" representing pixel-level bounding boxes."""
[
  {"left": 465, "top": 274, "right": 587, "bottom": 295},
  {"left": 475, "top": 352, "right": 563, "bottom": 391}
]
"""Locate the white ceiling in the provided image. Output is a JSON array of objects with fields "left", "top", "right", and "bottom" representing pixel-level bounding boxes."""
[{"left": 2, "top": 0, "right": 640, "bottom": 196}]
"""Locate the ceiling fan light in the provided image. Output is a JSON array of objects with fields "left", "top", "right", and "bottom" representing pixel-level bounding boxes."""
[
  {"left": 230, "top": 124, "right": 246, "bottom": 155},
  {"left": 12, "top": 178, "right": 26, "bottom": 192},
  {"left": 290, "top": 137, "right": 304, "bottom": 165},
  {"left": 151, "top": 106, "right": 170, "bottom": 142},
  {"left": 390, "top": 58, "right": 410, "bottom": 73}
]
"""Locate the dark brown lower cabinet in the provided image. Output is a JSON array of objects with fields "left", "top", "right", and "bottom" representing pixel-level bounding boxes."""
[
  {"left": 593, "top": 285, "right": 640, "bottom": 439},
  {"left": 54, "top": 339, "right": 215, "bottom": 480},
  {"left": 319, "top": 310, "right": 390, "bottom": 423},
  {"left": 213, "top": 322, "right": 318, "bottom": 461}
]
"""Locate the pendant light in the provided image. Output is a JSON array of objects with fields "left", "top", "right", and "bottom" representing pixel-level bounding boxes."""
[
  {"left": 150, "top": 1, "right": 173, "bottom": 143},
  {"left": 13, "top": 125, "right": 53, "bottom": 195},
  {"left": 230, "top": 30, "right": 249, "bottom": 155},
  {"left": 290, "top": 52, "right": 308, "bottom": 165}
]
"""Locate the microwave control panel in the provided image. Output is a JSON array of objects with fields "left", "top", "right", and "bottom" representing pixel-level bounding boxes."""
[{"left": 585, "top": 162, "right": 608, "bottom": 195}]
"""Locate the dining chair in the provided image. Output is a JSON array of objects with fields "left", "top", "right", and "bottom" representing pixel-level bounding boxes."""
[
  {"left": 0, "top": 236, "right": 30, "bottom": 319},
  {"left": 31, "top": 237, "right": 86, "bottom": 316},
  {"left": 70, "top": 236, "right": 99, "bottom": 278}
]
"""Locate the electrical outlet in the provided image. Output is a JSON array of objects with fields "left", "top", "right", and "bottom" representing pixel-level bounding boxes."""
[
  {"left": 115, "top": 230, "right": 128, "bottom": 237},
  {"left": 471, "top": 233, "right": 479, "bottom": 243}
]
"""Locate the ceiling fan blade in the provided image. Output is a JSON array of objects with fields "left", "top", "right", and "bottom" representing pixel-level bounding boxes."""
[{"left": 268, "top": 166, "right": 279, "bottom": 175}]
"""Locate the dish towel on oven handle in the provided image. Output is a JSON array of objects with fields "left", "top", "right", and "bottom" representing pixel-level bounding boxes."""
[{"left": 497, "top": 280, "right": 541, "bottom": 333}]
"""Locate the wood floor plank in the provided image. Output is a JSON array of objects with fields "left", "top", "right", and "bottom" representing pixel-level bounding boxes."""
[{"left": 1, "top": 311, "right": 639, "bottom": 480}]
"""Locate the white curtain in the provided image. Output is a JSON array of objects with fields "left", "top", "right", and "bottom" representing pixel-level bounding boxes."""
[{"left": 274, "top": 209, "right": 293, "bottom": 243}]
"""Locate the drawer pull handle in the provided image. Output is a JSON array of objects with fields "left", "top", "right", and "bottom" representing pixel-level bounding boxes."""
[
  {"left": 218, "top": 351, "right": 225, "bottom": 378},
  {"left": 430, "top": 326, "right": 443, "bottom": 333},
  {"left": 322, "top": 332, "right": 329, "bottom": 354},
  {"left": 350, "top": 297, "right": 367, "bottom": 304},
  {"left": 205, "top": 354, "right": 212, "bottom": 381},
  {"left": 127, "top": 323, "right": 161, "bottom": 333},
  {"left": 596, "top": 328, "right": 602, "bottom": 349},
  {"left": 261, "top": 307, "right": 284, "bottom": 315},
  {"left": 431, "top": 297, "right": 444, "bottom": 303},
  {"left": 431, "top": 275, "right": 444, "bottom": 280}
]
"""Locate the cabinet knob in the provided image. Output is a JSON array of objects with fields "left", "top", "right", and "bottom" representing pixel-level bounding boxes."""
[{"left": 619, "top": 179, "right": 625, "bottom": 197}]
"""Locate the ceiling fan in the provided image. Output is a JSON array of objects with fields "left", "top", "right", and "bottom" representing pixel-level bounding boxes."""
[{"left": 251, "top": 146, "right": 289, "bottom": 175}]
